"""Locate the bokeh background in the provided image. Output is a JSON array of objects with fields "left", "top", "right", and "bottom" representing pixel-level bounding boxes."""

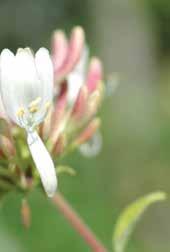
[{"left": 0, "top": 0, "right": 170, "bottom": 251}]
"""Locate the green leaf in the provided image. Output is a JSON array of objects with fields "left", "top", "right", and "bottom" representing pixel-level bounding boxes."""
[
  {"left": 113, "top": 191, "right": 167, "bottom": 252},
  {"left": 56, "top": 166, "right": 76, "bottom": 176}
]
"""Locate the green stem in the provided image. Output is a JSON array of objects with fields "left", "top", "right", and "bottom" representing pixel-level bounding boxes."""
[{"left": 52, "top": 192, "right": 108, "bottom": 252}]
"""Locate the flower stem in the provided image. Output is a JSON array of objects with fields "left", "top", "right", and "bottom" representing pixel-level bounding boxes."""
[{"left": 52, "top": 192, "right": 108, "bottom": 252}]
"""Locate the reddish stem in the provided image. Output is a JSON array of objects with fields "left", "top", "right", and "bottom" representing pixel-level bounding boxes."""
[{"left": 52, "top": 192, "right": 108, "bottom": 252}]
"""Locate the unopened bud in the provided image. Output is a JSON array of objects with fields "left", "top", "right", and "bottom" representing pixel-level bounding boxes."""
[
  {"left": 52, "top": 134, "right": 66, "bottom": 156},
  {"left": 71, "top": 85, "right": 88, "bottom": 120},
  {"left": 87, "top": 57, "right": 103, "bottom": 93},
  {"left": 75, "top": 118, "right": 101, "bottom": 145},
  {"left": 0, "top": 136, "right": 16, "bottom": 157},
  {"left": 86, "top": 83, "right": 103, "bottom": 119},
  {"left": 55, "top": 26, "right": 85, "bottom": 80},
  {"left": 50, "top": 82, "right": 68, "bottom": 143},
  {"left": 21, "top": 199, "right": 31, "bottom": 229},
  {"left": 51, "top": 30, "right": 68, "bottom": 78}
]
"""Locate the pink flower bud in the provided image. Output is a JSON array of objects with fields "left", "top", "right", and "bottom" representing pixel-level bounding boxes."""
[
  {"left": 0, "top": 119, "right": 16, "bottom": 157},
  {"left": 54, "top": 27, "right": 85, "bottom": 81},
  {"left": 50, "top": 81, "right": 68, "bottom": 143},
  {"left": 71, "top": 85, "right": 88, "bottom": 120},
  {"left": 0, "top": 136, "right": 16, "bottom": 157},
  {"left": 85, "top": 85, "right": 103, "bottom": 120},
  {"left": 21, "top": 199, "right": 31, "bottom": 229},
  {"left": 51, "top": 30, "right": 68, "bottom": 78},
  {"left": 40, "top": 81, "right": 67, "bottom": 141},
  {"left": 52, "top": 134, "right": 66, "bottom": 156},
  {"left": 75, "top": 118, "right": 101, "bottom": 145},
  {"left": 86, "top": 57, "right": 103, "bottom": 93}
]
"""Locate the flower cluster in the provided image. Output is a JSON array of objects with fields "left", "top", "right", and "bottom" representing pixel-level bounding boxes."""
[{"left": 0, "top": 26, "right": 104, "bottom": 198}]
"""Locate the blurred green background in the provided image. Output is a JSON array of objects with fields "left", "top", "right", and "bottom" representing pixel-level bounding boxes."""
[{"left": 0, "top": 0, "right": 170, "bottom": 251}]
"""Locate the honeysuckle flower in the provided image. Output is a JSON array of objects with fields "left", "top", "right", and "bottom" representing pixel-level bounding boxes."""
[
  {"left": 0, "top": 27, "right": 105, "bottom": 223},
  {"left": 0, "top": 47, "right": 57, "bottom": 197},
  {"left": 52, "top": 26, "right": 85, "bottom": 83}
]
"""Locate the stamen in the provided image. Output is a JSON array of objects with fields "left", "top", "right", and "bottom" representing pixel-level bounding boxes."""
[
  {"left": 16, "top": 107, "right": 25, "bottom": 117},
  {"left": 29, "top": 97, "right": 42, "bottom": 108},
  {"left": 29, "top": 106, "right": 38, "bottom": 113},
  {"left": 29, "top": 97, "right": 42, "bottom": 114},
  {"left": 16, "top": 98, "right": 51, "bottom": 130}
]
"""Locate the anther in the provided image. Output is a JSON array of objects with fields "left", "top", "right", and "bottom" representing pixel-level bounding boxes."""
[
  {"left": 16, "top": 107, "right": 25, "bottom": 117},
  {"left": 29, "top": 97, "right": 42, "bottom": 114},
  {"left": 29, "top": 97, "right": 42, "bottom": 108}
]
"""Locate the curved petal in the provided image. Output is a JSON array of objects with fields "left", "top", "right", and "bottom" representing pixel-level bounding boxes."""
[
  {"left": 0, "top": 49, "right": 18, "bottom": 122},
  {"left": 27, "top": 131, "right": 57, "bottom": 197}
]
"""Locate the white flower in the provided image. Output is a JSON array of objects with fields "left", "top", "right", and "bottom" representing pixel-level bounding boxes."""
[
  {"left": 0, "top": 47, "right": 57, "bottom": 197},
  {"left": 67, "top": 46, "right": 89, "bottom": 105},
  {"left": 0, "top": 94, "right": 8, "bottom": 119}
]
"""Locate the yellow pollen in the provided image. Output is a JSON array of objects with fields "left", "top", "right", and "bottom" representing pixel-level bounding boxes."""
[
  {"left": 16, "top": 107, "right": 25, "bottom": 117},
  {"left": 29, "top": 105, "right": 38, "bottom": 113},
  {"left": 28, "top": 97, "right": 42, "bottom": 113},
  {"left": 29, "top": 97, "right": 42, "bottom": 108}
]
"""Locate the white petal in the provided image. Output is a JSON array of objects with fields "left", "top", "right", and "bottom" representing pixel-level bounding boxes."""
[
  {"left": 15, "top": 48, "right": 42, "bottom": 105},
  {"left": 35, "top": 48, "right": 53, "bottom": 103},
  {"left": 27, "top": 131, "right": 57, "bottom": 197},
  {"left": 0, "top": 94, "right": 8, "bottom": 119},
  {"left": 0, "top": 49, "right": 18, "bottom": 122},
  {"left": 0, "top": 49, "right": 15, "bottom": 77},
  {"left": 15, "top": 48, "right": 38, "bottom": 83},
  {"left": 0, "top": 48, "right": 41, "bottom": 124}
]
